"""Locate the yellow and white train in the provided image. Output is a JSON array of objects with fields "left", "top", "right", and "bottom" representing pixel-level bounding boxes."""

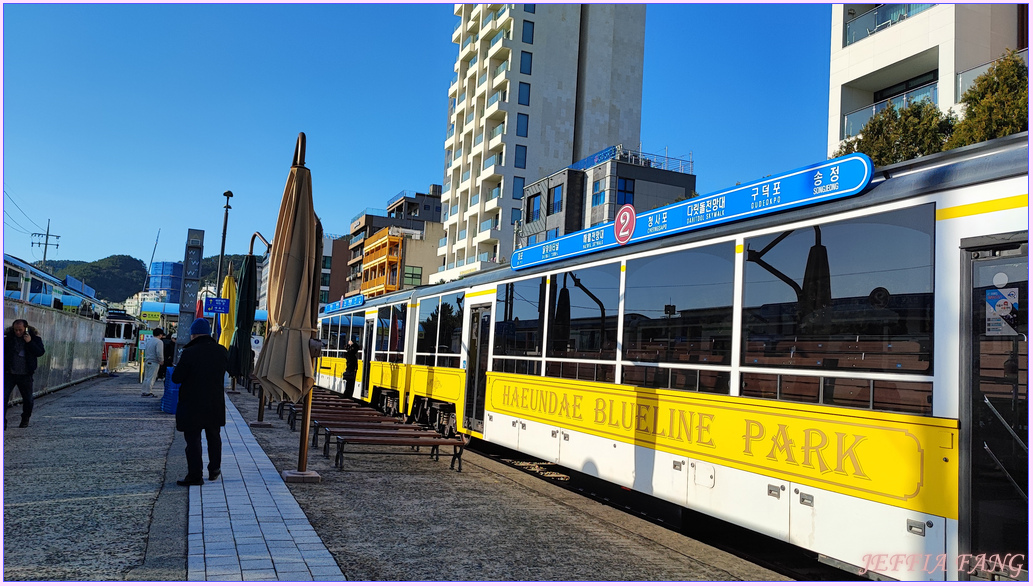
[{"left": 316, "top": 133, "right": 1028, "bottom": 581}]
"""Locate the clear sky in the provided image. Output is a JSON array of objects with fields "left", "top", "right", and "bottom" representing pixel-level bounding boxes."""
[{"left": 2, "top": 3, "right": 831, "bottom": 266}]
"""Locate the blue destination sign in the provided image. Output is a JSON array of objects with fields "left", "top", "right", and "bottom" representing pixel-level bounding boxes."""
[
  {"left": 204, "top": 297, "right": 230, "bottom": 314},
  {"left": 511, "top": 153, "right": 873, "bottom": 270},
  {"left": 322, "top": 294, "right": 365, "bottom": 315}
]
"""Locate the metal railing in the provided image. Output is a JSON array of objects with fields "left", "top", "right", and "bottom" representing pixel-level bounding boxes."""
[
  {"left": 488, "top": 90, "right": 506, "bottom": 107},
  {"left": 349, "top": 208, "right": 387, "bottom": 224},
  {"left": 386, "top": 190, "right": 415, "bottom": 208},
  {"left": 844, "top": 4, "right": 934, "bottom": 46},
  {"left": 957, "top": 48, "right": 1028, "bottom": 99},
  {"left": 842, "top": 81, "right": 937, "bottom": 139}
]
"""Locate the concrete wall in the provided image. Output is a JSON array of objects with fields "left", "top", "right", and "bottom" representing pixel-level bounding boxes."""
[{"left": 4, "top": 299, "right": 105, "bottom": 398}]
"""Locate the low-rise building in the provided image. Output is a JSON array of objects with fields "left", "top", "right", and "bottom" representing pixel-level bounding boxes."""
[{"left": 517, "top": 146, "right": 695, "bottom": 248}]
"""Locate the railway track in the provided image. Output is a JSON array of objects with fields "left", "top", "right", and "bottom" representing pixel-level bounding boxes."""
[{"left": 469, "top": 439, "right": 865, "bottom": 582}]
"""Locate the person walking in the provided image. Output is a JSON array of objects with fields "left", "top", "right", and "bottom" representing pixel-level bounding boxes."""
[
  {"left": 343, "top": 340, "right": 359, "bottom": 396},
  {"left": 141, "top": 327, "right": 165, "bottom": 397},
  {"left": 171, "top": 318, "right": 228, "bottom": 486},
  {"left": 4, "top": 319, "right": 46, "bottom": 430}
]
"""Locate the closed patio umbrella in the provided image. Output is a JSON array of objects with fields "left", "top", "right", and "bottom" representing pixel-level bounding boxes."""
[
  {"left": 218, "top": 268, "right": 237, "bottom": 349},
  {"left": 255, "top": 132, "right": 321, "bottom": 405},
  {"left": 253, "top": 132, "right": 324, "bottom": 480},
  {"left": 228, "top": 255, "right": 258, "bottom": 379}
]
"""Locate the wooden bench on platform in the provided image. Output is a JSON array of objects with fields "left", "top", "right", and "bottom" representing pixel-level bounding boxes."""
[{"left": 333, "top": 434, "right": 467, "bottom": 472}]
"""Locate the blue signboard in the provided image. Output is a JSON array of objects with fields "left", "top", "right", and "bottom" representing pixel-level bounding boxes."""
[
  {"left": 322, "top": 294, "right": 365, "bottom": 315},
  {"left": 512, "top": 153, "right": 873, "bottom": 270},
  {"left": 204, "top": 297, "right": 230, "bottom": 314}
]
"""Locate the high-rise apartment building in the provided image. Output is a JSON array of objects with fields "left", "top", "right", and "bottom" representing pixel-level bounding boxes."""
[
  {"left": 828, "top": 4, "right": 1028, "bottom": 156},
  {"left": 434, "top": 3, "right": 646, "bottom": 283}
]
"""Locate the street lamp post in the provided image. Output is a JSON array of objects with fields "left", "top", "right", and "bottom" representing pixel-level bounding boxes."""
[{"left": 216, "top": 190, "right": 233, "bottom": 297}]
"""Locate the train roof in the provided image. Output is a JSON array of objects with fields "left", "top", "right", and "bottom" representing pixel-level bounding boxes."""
[{"left": 321, "top": 133, "right": 1028, "bottom": 316}]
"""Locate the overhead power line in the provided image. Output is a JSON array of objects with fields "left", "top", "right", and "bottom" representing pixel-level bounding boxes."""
[
  {"left": 3, "top": 188, "right": 44, "bottom": 230},
  {"left": 4, "top": 220, "right": 32, "bottom": 235},
  {"left": 4, "top": 209, "right": 33, "bottom": 233}
]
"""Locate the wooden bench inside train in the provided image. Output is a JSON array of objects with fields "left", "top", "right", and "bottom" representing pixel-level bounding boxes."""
[{"left": 283, "top": 388, "right": 467, "bottom": 472}]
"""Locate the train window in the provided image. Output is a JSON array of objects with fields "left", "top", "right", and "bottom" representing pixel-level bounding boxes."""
[
  {"left": 823, "top": 377, "right": 871, "bottom": 409},
  {"left": 416, "top": 297, "right": 439, "bottom": 365},
  {"left": 546, "top": 361, "right": 616, "bottom": 384},
  {"left": 623, "top": 243, "right": 735, "bottom": 367},
  {"left": 742, "top": 205, "right": 934, "bottom": 376},
  {"left": 348, "top": 312, "right": 364, "bottom": 359},
  {"left": 375, "top": 307, "right": 391, "bottom": 358},
  {"left": 389, "top": 303, "right": 407, "bottom": 362},
  {"left": 495, "top": 277, "right": 546, "bottom": 357},
  {"left": 493, "top": 358, "right": 539, "bottom": 375},
  {"left": 547, "top": 263, "right": 620, "bottom": 361},
  {"left": 622, "top": 366, "right": 730, "bottom": 394},
  {"left": 328, "top": 316, "right": 341, "bottom": 356},
  {"left": 872, "top": 380, "right": 932, "bottom": 414}
]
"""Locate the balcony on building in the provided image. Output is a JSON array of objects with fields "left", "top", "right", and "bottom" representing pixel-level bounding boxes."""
[
  {"left": 842, "top": 4, "right": 934, "bottom": 47},
  {"left": 452, "top": 18, "right": 462, "bottom": 43},
  {"left": 491, "top": 60, "right": 509, "bottom": 88},
  {"left": 841, "top": 77, "right": 937, "bottom": 139},
  {"left": 488, "top": 27, "right": 511, "bottom": 60},
  {"left": 485, "top": 89, "right": 507, "bottom": 120},
  {"left": 956, "top": 48, "right": 1029, "bottom": 100},
  {"left": 488, "top": 121, "right": 505, "bottom": 149}
]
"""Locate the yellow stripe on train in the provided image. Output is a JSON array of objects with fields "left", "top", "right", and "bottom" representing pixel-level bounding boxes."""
[
  {"left": 936, "top": 193, "right": 1027, "bottom": 220},
  {"left": 485, "top": 371, "right": 959, "bottom": 520}
]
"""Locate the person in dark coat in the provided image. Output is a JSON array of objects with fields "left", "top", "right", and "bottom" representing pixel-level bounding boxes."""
[
  {"left": 171, "top": 318, "right": 228, "bottom": 486},
  {"left": 4, "top": 319, "right": 45, "bottom": 430},
  {"left": 343, "top": 340, "right": 359, "bottom": 396}
]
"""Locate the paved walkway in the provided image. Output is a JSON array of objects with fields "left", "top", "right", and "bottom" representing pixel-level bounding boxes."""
[{"left": 188, "top": 395, "right": 345, "bottom": 581}]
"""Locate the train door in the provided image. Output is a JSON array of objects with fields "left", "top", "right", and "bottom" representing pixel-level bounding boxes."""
[
  {"left": 361, "top": 317, "right": 375, "bottom": 400},
  {"left": 960, "top": 232, "right": 1027, "bottom": 580},
  {"left": 463, "top": 303, "right": 492, "bottom": 434}
]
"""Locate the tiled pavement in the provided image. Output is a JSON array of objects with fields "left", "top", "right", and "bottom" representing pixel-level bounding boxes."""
[{"left": 186, "top": 399, "right": 345, "bottom": 581}]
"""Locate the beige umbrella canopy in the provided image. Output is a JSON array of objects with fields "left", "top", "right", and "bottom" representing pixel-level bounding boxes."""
[{"left": 254, "top": 133, "right": 323, "bottom": 404}]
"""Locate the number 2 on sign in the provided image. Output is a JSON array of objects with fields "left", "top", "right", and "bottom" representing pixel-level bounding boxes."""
[{"left": 615, "top": 204, "right": 636, "bottom": 245}]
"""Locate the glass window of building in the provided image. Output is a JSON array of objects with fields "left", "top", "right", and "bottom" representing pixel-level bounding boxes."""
[
  {"left": 515, "top": 145, "right": 527, "bottom": 169},
  {"left": 528, "top": 234, "right": 537, "bottom": 245},
  {"left": 511, "top": 208, "right": 522, "bottom": 225},
  {"left": 549, "top": 185, "right": 562, "bottom": 214},
  {"left": 512, "top": 176, "right": 525, "bottom": 199},
  {"left": 522, "top": 20, "right": 534, "bottom": 43},
  {"left": 516, "top": 113, "right": 529, "bottom": 137},
  {"left": 322, "top": 255, "right": 332, "bottom": 269},
  {"left": 528, "top": 194, "right": 541, "bottom": 221},
  {"left": 518, "top": 82, "right": 531, "bottom": 106},
  {"left": 520, "top": 51, "right": 532, "bottom": 75},
  {"left": 616, "top": 178, "right": 635, "bottom": 206},
  {"left": 403, "top": 266, "right": 422, "bottom": 287},
  {"left": 591, "top": 180, "right": 605, "bottom": 206},
  {"left": 524, "top": 4, "right": 535, "bottom": 13},
  {"left": 546, "top": 228, "right": 558, "bottom": 241}
]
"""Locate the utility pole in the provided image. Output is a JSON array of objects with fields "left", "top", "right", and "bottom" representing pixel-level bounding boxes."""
[
  {"left": 216, "top": 191, "right": 233, "bottom": 297},
  {"left": 31, "top": 219, "right": 60, "bottom": 273}
]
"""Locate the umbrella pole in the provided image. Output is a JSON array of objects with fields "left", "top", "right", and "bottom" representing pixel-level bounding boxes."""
[
  {"left": 250, "top": 377, "right": 272, "bottom": 428},
  {"left": 283, "top": 385, "right": 320, "bottom": 483}
]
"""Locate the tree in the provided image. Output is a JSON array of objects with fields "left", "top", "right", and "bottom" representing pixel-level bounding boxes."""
[
  {"left": 946, "top": 49, "right": 1029, "bottom": 149},
  {"left": 833, "top": 100, "right": 957, "bottom": 166},
  {"left": 50, "top": 255, "right": 147, "bottom": 302}
]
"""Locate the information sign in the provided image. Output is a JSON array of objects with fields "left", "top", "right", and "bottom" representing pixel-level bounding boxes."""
[
  {"left": 322, "top": 294, "right": 365, "bottom": 315},
  {"left": 204, "top": 297, "right": 230, "bottom": 314},
  {"left": 511, "top": 153, "right": 873, "bottom": 270},
  {"left": 140, "top": 311, "right": 161, "bottom": 322}
]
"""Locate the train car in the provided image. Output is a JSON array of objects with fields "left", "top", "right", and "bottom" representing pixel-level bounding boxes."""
[
  {"left": 316, "top": 133, "right": 1028, "bottom": 581},
  {"left": 102, "top": 308, "right": 143, "bottom": 366}
]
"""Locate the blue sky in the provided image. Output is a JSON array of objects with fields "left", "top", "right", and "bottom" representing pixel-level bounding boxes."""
[{"left": 3, "top": 3, "right": 831, "bottom": 265}]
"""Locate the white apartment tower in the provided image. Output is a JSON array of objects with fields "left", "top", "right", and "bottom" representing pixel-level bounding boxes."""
[
  {"left": 828, "top": 4, "right": 1028, "bottom": 156},
  {"left": 434, "top": 3, "right": 646, "bottom": 283}
]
